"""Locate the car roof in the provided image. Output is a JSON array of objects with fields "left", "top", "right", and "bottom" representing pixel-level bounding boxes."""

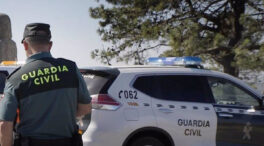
[{"left": 81, "top": 65, "right": 224, "bottom": 76}]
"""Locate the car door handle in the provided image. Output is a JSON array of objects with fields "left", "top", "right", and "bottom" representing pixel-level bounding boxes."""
[
  {"left": 218, "top": 113, "right": 234, "bottom": 118},
  {"left": 158, "top": 108, "right": 173, "bottom": 114}
]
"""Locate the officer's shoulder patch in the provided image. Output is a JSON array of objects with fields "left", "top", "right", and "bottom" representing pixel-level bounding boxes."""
[{"left": 7, "top": 66, "right": 21, "bottom": 80}]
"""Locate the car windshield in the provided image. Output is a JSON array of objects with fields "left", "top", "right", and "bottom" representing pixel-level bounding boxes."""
[{"left": 0, "top": 73, "right": 7, "bottom": 94}]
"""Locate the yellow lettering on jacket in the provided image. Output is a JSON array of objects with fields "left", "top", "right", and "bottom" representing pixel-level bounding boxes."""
[{"left": 20, "top": 65, "right": 68, "bottom": 85}]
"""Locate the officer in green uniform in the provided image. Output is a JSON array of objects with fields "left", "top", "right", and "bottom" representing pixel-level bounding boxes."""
[{"left": 0, "top": 23, "right": 91, "bottom": 146}]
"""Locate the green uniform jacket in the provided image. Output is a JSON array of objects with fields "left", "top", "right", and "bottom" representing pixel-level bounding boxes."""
[{"left": 0, "top": 52, "right": 91, "bottom": 139}]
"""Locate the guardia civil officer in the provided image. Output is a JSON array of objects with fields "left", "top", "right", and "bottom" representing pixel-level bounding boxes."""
[{"left": 0, "top": 23, "right": 91, "bottom": 146}]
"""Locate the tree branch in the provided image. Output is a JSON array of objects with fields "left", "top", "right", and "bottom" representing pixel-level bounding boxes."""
[
  {"left": 138, "top": 43, "right": 169, "bottom": 53},
  {"left": 210, "top": 1, "right": 229, "bottom": 15},
  {"left": 185, "top": 0, "right": 195, "bottom": 14},
  {"left": 203, "top": 0, "right": 222, "bottom": 12},
  {"left": 248, "top": 1, "right": 264, "bottom": 12},
  {"left": 124, "top": 43, "right": 169, "bottom": 58},
  {"left": 155, "top": 11, "right": 191, "bottom": 25},
  {"left": 185, "top": 0, "right": 221, "bottom": 24},
  {"left": 247, "top": 44, "right": 261, "bottom": 51},
  {"left": 248, "top": 12, "right": 264, "bottom": 16},
  {"left": 193, "top": 46, "right": 230, "bottom": 56}
]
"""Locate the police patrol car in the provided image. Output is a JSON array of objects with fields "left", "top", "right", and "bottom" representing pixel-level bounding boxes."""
[
  {"left": 0, "top": 61, "right": 21, "bottom": 96},
  {"left": 79, "top": 57, "right": 264, "bottom": 146}
]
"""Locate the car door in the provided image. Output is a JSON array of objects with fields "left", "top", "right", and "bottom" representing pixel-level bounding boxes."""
[
  {"left": 134, "top": 75, "right": 218, "bottom": 146},
  {"left": 207, "top": 77, "right": 264, "bottom": 146}
]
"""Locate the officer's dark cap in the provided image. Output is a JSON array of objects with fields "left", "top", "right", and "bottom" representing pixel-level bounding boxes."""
[{"left": 21, "top": 23, "right": 51, "bottom": 43}]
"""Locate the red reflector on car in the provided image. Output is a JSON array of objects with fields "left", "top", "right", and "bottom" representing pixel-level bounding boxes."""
[{"left": 91, "top": 94, "right": 121, "bottom": 110}]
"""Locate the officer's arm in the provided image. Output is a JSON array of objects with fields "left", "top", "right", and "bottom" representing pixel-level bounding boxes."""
[
  {"left": 0, "top": 121, "right": 13, "bottom": 146},
  {"left": 0, "top": 83, "right": 18, "bottom": 146},
  {"left": 76, "top": 103, "right": 91, "bottom": 117},
  {"left": 76, "top": 67, "right": 92, "bottom": 117}
]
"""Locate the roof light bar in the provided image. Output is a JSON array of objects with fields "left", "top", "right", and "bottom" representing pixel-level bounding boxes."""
[{"left": 146, "top": 57, "right": 203, "bottom": 68}]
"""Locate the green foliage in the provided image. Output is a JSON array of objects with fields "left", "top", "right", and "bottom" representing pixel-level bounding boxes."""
[
  {"left": 235, "top": 43, "right": 264, "bottom": 70},
  {"left": 90, "top": 0, "right": 264, "bottom": 76}
]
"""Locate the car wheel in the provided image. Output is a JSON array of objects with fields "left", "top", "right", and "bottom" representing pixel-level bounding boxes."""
[{"left": 129, "top": 136, "right": 165, "bottom": 146}]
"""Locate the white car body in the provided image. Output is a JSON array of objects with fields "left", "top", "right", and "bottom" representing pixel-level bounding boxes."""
[{"left": 79, "top": 66, "right": 264, "bottom": 146}]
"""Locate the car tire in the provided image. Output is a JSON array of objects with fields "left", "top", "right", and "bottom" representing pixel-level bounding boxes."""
[{"left": 129, "top": 136, "right": 165, "bottom": 146}]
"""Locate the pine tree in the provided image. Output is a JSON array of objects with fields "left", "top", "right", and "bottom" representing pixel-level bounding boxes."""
[{"left": 90, "top": 0, "right": 264, "bottom": 77}]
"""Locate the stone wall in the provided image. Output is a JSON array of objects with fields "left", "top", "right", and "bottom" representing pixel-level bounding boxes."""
[{"left": 0, "top": 13, "right": 17, "bottom": 62}]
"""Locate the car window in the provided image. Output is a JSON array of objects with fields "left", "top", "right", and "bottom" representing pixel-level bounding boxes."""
[
  {"left": 133, "top": 76, "right": 155, "bottom": 97},
  {"left": 82, "top": 74, "right": 109, "bottom": 95},
  {"left": 0, "top": 72, "right": 7, "bottom": 94},
  {"left": 134, "top": 75, "right": 213, "bottom": 103},
  {"left": 208, "top": 77, "right": 259, "bottom": 107}
]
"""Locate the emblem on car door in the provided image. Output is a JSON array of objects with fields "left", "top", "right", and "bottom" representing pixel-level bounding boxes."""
[{"left": 243, "top": 122, "right": 252, "bottom": 140}]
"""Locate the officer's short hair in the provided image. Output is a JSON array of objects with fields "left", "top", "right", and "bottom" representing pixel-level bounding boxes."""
[{"left": 24, "top": 36, "right": 50, "bottom": 45}]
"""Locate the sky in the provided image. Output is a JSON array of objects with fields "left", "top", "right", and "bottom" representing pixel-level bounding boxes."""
[{"left": 0, "top": 0, "right": 114, "bottom": 67}]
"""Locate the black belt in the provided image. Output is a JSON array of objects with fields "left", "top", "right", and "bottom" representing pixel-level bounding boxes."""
[
  {"left": 20, "top": 137, "right": 72, "bottom": 146},
  {"left": 14, "top": 132, "right": 83, "bottom": 146}
]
